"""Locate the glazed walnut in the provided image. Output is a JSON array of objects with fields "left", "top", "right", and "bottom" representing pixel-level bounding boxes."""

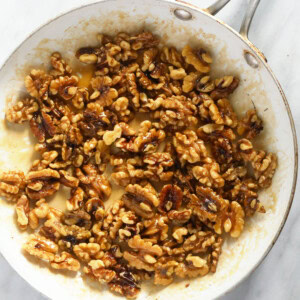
[{"left": 1, "top": 30, "right": 277, "bottom": 298}]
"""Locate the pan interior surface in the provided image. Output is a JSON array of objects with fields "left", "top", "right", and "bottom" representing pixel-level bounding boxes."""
[{"left": 0, "top": 0, "right": 296, "bottom": 299}]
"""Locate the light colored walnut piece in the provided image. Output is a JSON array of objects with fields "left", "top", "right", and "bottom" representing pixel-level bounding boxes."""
[
  {"left": 73, "top": 242, "right": 101, "bottom": 262},
  {"left": 128, "top": 235, "right": 163, "bottom": 256},
  {"left": 200, "top": 95, "right": 238, "bottom": 128},
  {"left": 116, "top": 121, "right": 165, "bottom": 153},
  {"left": 154, "top": 258, "right": 178, "bottom": 285},
  {"left": 173, "top": 130, "right": 210, "bottom": 165},
  {"left": 28, "top": 199, "right": 50, "bottom": 229},
  {"left": 182, "top": 45, "right": 211, "bottom": 73},
  {"left": 51, "top": 251, "right": 80, "bottom": 271},
  {"left": 182, "top": 72, "right": 200, "bottom": 93},
  {"left": 0, "top": 171, "right": 25, "bottom": 201},
  {"left": 23, "top": 234, "right": 58, "bottom": 261},
  {"left": 50, "top": 52, "right": 72, "bottom": 76},
  {"left": 122, "top": 184, "right": 159, "bottom": 219},
  {"left": 175, "top": 255, "right": 209, "bottom": 278},
  {"left": 237, "top": 139, "right": 277, "bottom": 188},
  {"left": 192, "top": 162, "right": 224, "bottom": 188},
  {"left": 143, "top": 153, "right": 174, "bottom": 181},
  {"left": 15, "top": 195, "right": 30, "bottom": 230},
  {"left": 149, "top": 95, "right": 198, "bottom": 130},
  {"left": 6, "top": 98, "right": 39, "bottom": 123}
]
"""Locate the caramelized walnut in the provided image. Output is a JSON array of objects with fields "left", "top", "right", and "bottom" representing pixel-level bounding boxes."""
[
  {"left": 0, "top": 171, "right": 25, "bottom": 201},
  {"left": 6, "top": 98, "right": 39, "bottom": 124},
  {"left": 173, "top": 130, "right": 210, "bottom": 165},
  {"left": 182, "top": 45, "right": 211, "bottom": 73},
  {"left": 122, "top": 184, "right": 159, "bottom": 219},
  {"left": 210, "top": 76, "right": 239, "bottom": 100},
  {"left": 237, "top": 109, "right": 263, "bottom": 139},
  {"left": 159, "top": 184, "right": 182, "bottom": 213}
]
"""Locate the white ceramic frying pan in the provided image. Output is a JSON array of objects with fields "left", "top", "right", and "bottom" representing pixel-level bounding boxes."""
[{"left": 0, "top": 0, "right": 297, "bottom": 299}]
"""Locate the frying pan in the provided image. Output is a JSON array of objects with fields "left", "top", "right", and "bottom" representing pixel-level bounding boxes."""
[{"left": 0, "top": 0, "right": 297, "bottom": 299}]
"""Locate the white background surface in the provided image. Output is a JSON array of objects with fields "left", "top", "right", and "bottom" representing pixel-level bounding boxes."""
[{"left": 0, "top": 0, "right": 299, "bottom": 299}]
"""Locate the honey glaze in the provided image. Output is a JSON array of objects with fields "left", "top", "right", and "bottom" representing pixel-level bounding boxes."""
[{"left": 73, "top": 64, "right": 94, "bottom": 89}]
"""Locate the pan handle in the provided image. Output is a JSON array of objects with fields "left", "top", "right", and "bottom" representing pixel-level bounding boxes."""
[
  {"left": 206, "top": 0, "right": 261, "bottom": 40},
  {"left": 206, "top": 0, "right": 231, "bottom": 15},
  {"left": 239, "top": 0, "right": 260, "bottom": 39}
]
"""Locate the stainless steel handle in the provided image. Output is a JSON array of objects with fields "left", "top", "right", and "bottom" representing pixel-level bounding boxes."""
[
  {"left": 206, "top": 0, "right": 230, "bottom": 15},
  {"left": 206, "top": 0, "right": 261, "bottom": 40},
  {"left": 239, "top": 0, "right": 260, "bottom": 39}
]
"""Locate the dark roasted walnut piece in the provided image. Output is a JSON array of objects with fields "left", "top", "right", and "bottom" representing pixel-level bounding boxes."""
[{"left": 2, "top": 30, "right": 277, "bottom": 298}]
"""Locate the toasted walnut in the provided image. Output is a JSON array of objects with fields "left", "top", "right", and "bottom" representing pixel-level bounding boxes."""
[
  {"left": 116, "top": 121, "right": 165, "bottom": 153},
  {"left": 172, "top": 227, "right": 188, "bottom": 243},
  {"left": 15, "top": 195, "right": 30, "bottom": 230},
  {"left": 59, "top": 170, "right": 79, "bottom": 188},
  {"left": 73, "top": 242, "right": 101, "bottom": 262},
  {"left": 50, "top": 252, "right": 80, "bottom": 271},
  {"left": 238, "top": 139, "right": 277, "bottom": 188},
  {"left": 24, "top": 69, "right": 52, "bottom": 100},
  {"left": 200, "top": 95, "right": 238, "bottom": 128},
  {"left": 142, "top": 214, "right": 168, "bottom": 241},
  {"left": 228, "top": 178, "right": 265, "bottom": 216},
  {"left": 188, "top": 186, "right": 227, "bottom": 224},
  {"left": 130, "top": 31, "right": 159, "bottom": 50},
  {"left": 143, "top": 153, "right": 174, "bottom": 181},
  {"left": 170, "top": 67, "right": 186, "bottom": 80},
  {"left": 108, "top": 264, "right": 141, "bottom": 299},
  {"left": 6, "top": 98, "right": 39, "bottom": 124},
  {"left": 175, "top": 255, "right": 209, "bottom": 278},
  {"left": 103, "top": 124, "right": 122, "bottom": 145},
  {"left": 122, "top": 184, "right": 159, "bottom": 219},
  {"left": 23, "top": 234, "right": 58, "bottom": 261},
  {"left": 182, "top": 45, "right": 211, "bottom": 73},
  {"left": 192, "top": 162, "right": 224, "bottom": 188},
  {"left": 25, "top": 169, "right": 60, "bottom": 200},
  {"left": 160, "top": 46, "right": 183, "bottom": 68},
  {"left": 210, "top": 76, "right": 239, "bottom": 100},
  {"left": 159, "top": 184, "right": 182, "bottom": 213},
  {"left": 0, "top": 171, "right": 25, "bottom": 201},
  {"left": 168, "top": 209, "right": 192, "bottom": 223},
  {"left": 237, "top": 109, "right": 263, "bottom": 139},
  {"left": 154, "top": 258, "right": 178, "bottom": 285},
  {"left": 208, "top": 237, "right": 223, "bottom": 273},
  {"left": 50, "top": 76, "right": 78, "bottom": 100},
  {"left": 222, "top": 166, "right": 247, "bottom": 181},
  {"left": 28, "top": 199, "right": 50, "bottom": 229},
  {"left": 72, "top": 88, "right": 89, "bottom": 109},
  {"left": 50, "top": 52, "right": 72, "bottom": 76},
  {"left": 182, "top": 72, "right": 200, "bottom": 93},
  {"left": 76, "top": 164, "right": 111, "bottom": 199},
  {"left": 149, "top": 95, "right": 198, "bottom": 130},
  {"left": 183, "top": 231, "right": 215, "bottom": 253},
  {"left": 173, "top": 130, "right": 210, "bottom": 165},
  {"left": 111, "top": 97, "right": 131, "bottom": 122}
]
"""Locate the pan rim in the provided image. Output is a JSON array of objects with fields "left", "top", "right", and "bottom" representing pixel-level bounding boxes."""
[{"left": 0, "top": 0, "right": 297, "bottom": 299}]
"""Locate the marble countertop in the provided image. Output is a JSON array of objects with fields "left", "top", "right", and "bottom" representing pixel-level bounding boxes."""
[{"left": 0, "top": 0, "right": 299, "bottom": 299}]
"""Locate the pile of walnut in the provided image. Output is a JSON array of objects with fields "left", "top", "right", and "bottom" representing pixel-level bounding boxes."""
[{"left": 1, "top": 32, "right": 277, "bottom": 298}]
